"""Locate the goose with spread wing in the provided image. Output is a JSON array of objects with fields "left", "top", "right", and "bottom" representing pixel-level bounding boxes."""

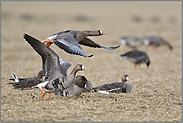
[
  {"left": 23, "top": 33, "right": 86, "bottom": 99},
  {"left": 42, "top": 30, "right": 120, "bottom": 57}
]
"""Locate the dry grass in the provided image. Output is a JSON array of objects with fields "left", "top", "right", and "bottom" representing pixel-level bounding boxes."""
[{"left": 1, "top": 1, "right": 182, "bottom": 122}]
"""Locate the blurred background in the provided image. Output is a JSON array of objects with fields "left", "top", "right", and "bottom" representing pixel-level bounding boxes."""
[{"left": 1, "top": 1, "right": 182, "bottom": 122}]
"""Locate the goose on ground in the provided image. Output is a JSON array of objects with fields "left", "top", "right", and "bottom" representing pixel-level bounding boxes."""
[
  {"left": 23, "top": 33, "right": 86, "bottom": 99},
  {"left": 75, "top": 75, "right": 93, "bottom": 92},
  {"left": 42, "top": 30, "right": 120, "bottom": 57},
  {"left": 119, "top": 36, "right": 143, "bottom": 50},
  {"left": 119, "top": 50, "right": 150, "bottom": 69},
  {"left": 92, "top": 74, "right": 132, "bottom": 94},
  {"left": 58, "top": 75, "right": 89, "bottom": 97},
  {"left": 142, "top": 35, "right": 173, "bottom": 50},
  {"left": 9, "top": 70, "right": 44, "bottom": 90}
]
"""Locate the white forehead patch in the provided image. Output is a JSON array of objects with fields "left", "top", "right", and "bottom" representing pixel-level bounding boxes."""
[
  {"left": 144, "top": 39, "right": 150, "bottom": 45},
  {"left": 82, "top": 65, "right": 85, "bottom": 69},
  {"left": 99, "top": 30, "right": 103, "bottom": 34},
  {"left": 120, "top": 39, "right": 126, "bottom": 45}
]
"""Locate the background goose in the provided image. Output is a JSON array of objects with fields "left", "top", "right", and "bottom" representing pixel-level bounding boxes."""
[
  {"left": 119, "top": 36, "right": 143, "bottom": 50},
  {"left": 119, "top": 50, "right": 150, "bottom": 69},
  {"left": 92, "top": 74, "right": 132, "bottom": 94},
  {"left": 23, "top": 33, "right": 86, "bottom": 99},
  {"left": 42, "top": 30, "right": 120, "bottom": 57},
  {"left": 58, "top": 75, "right": 89, "bottom": 97},
  {"left": 142, "top": 35, "right": 173, "bottom": 50}
]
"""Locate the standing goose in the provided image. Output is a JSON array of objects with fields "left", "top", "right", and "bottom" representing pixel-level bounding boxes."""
[
  {"left": 58, "top": 75, "right": 89, "bottom": 97},
  {"left": 23, "top": 33, "right": 86, "bottom": 99},
  {"left": 142, "top": 35, "right": 173, "bottom": 50},
  {"left": 119, "top": 36, "right": 143, "bottom": 50},
  {"left": 119, "top": 50, "right": 150, "bottom": 69},
  {"left": 92, "top": 74, "right": 132, "bottom": 94},
  {"left": 9, "top": 70, "right": 44, "bottom": 90},
  {"left": 9, "top": 58, "right": 71, "bottom": 90},
  {"left": 42, "top": 30, "right": 120, "bottom": 57}
]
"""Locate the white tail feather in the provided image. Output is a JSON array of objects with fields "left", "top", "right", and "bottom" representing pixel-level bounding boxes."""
[{"left": 11, "top": 73, "right": 19, "bottom": 82}]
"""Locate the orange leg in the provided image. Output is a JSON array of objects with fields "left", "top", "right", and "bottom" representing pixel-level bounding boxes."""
[
  {"left": 134, "top": 63, "right": 137, "bottom": 69},
  {"left": 138, "top": 64, "right": 141, "bottom": 68},
  {"left": 46, "top": 92, "right": 50, "bottom": 99},
  {"left": 150, "top": 44, "right": 156, "bottom": 50},
  {"left": 42, "top": 38, "right": 54, "bottom": 47},
  {"left": 41, "top": 86, "right": 46, "bottom": 98}
]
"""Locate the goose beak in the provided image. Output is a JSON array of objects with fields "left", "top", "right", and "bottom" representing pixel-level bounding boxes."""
[
  {"left": 102, "top": 32, "right": 105, "bottom": 35},
  {"left": 84, "top": 84, "right": 89, "bottom": 89},
  {"left": 82, "top": 66, "right": 87, "bottom": 70}
]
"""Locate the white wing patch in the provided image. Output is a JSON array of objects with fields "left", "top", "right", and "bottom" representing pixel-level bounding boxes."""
[
  {"left": 108, "top": 88, "right": 121, "bottom": 92},
  {"left": 11, "top": 73, "right": 19, "bottom": 83}
]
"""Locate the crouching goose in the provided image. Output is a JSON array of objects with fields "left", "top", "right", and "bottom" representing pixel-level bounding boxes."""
[
  {"left": 23, "top": 33, "right": 86, "bottom": 99},
  {"left": 9, "top": 70, "right": 44, "bottom": 90},
  {"left": 42, "top": 30, "right": 120, "bottom": 57},
  {"left": 58, "top": 75, "right": 89, "bottom": 97},
  {"left": 92, "top": 74, "right": 132, "bottom": 94},
  {"left": 76, "top": 75, "right": 93, "bottom": 92},
  {"left": 142, "top": 35, "right": 173, "bottom": 50},
  {"left": 119, "top": 50, "right": 150, "bottom": 69}
]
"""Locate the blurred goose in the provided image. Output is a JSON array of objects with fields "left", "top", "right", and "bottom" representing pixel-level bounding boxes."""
[
  {"left": 142, "top": 35, "right": 173, "bottom": 50},
  {"left": 9, "top": 58, "right": 71, "bottom": 90},
  {"left": 58, "top": 75, "right": 89, "bottom": 97},
  {"left": 42, "top": 30, "right": 120, "bottom": 57},
  {"left": 119, "top": 50, "right": 150, "bottom": 69},
  {"left": 92, "top": 74, "right": 132, "bottom": 94},
  {"left": 119, "top": 36, "right": 143, "bottom": 50},
  {"left": 9, "top": 70, "right": 44, "bottom": 90},
  {"left": 23, "top": 33, "right": 86, "bottom": 99}
]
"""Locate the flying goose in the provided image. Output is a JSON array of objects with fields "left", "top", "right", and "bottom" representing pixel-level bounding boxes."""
[
  {"left": 92, "top": 74, "right": 132, "bottom": 94},
  {"left": 58, "top": 75, "right": 89, "bottom": 97},
  {"left": 23, "top": 33, "right": 86, "bottom": 99},
  {"left": 119, "top": 50, "right": 150, "bottom": 69},
  {"left": 42, "top": 30, "right": 120, "bottom": 57},
  {"left": 142, "top": 35, "right": 173, "bottom": 50},
  {"left": 119, "top": 36, "right": 143, "bottom": 50}
]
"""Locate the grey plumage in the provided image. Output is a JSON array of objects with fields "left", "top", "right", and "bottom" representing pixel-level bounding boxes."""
[
  {"left": 43, "top": 30, "right": 120, "bottom": 57},
  {"left": 23, "top": 33, "right": 86, "bottom": 99},
  {"left": 92, "top": 74, "right": 132, "bottom": 94},
  {"left": 120, "top": 50, "right": 150, "bottom": 69}
]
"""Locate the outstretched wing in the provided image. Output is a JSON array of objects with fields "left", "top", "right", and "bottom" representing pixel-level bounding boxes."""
[
  {"left": 79, "top": 37, "right": 120, "bottom": 50},
  {"left": 53, "top": 34, "right": 87, "bottom": 57},
  {"left": 23, "top": 33, "right": 62, "bottom": 81}
]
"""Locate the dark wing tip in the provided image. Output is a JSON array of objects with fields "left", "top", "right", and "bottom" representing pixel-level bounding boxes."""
[
  {"left": 102, "top": 45, "right": 120, "bottom": 50},
  {"left": 87, "top": 54, "right": 94, "bottom": 58}
]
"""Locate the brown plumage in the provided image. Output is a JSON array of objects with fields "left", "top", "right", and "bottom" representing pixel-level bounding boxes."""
[
  {"left": 42, "top": 30, "right": 120, "bottom": 57},
  {"left": 92, "top": 74, "right": 132, "bottom": 94}
]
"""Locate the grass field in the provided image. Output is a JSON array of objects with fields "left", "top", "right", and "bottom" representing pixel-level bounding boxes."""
[{"left": 1, "top": 1, "right": 182, "bottom": 122}]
